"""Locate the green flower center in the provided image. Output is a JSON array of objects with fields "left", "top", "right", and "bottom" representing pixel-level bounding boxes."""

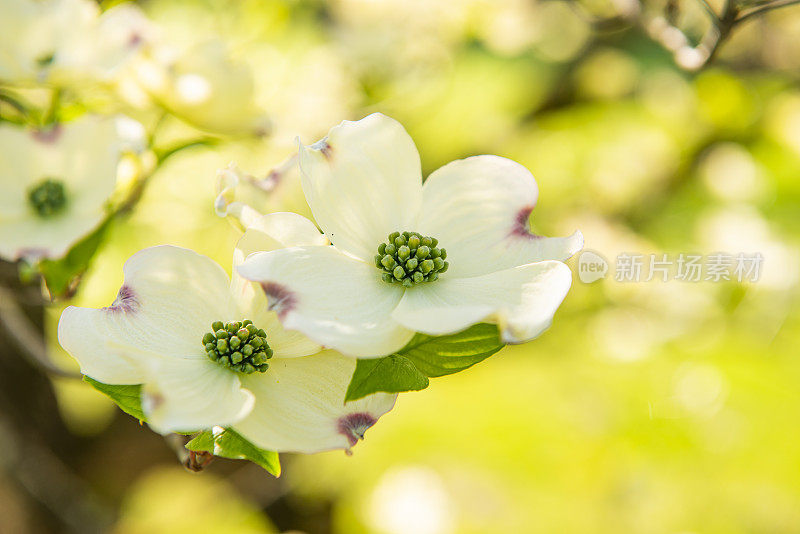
[
  {"left": 28, "top": 178, "right": 67, "bottom": 218},
  {"left": 375, "top": 231, "right": 448, "bottom": 288},
  {"left": 202, "top": 320, "right": 272, "bottom": 374}
]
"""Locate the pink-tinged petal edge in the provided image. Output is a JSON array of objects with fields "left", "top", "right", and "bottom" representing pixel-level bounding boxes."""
[
  {"left": 101, "top": 285, "right": 138, "bottom": 313},
  {"left": 510, "top": 205, "right": 542, "bottom": 239},
  {"left": 31, "top": 124, "right": 62, "bottom": 144},
  {"left": 261, "top": 282, "right": 297, "bottom": 320},
  {"left": 338, "top": 412, "right": 378, "bottom": 449}
]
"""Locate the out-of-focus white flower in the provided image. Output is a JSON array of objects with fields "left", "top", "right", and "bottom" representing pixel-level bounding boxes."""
[
  {"left": 124, "top": 41, "right": 269, "bottom": 136},
  {"left": 238, "top": 113, "right": 583, "bottom": 357},
  {"left": 58, "top": 235, "right": 396, "bottom": 452},
  {"left": 214, "top": 156, "right": 312, "bottom": 230},
  {"left": 698, "top": 206, "right": 800, "bottom": 291},
  {"left": 0, "top": 114, "right": 139, "bottom": 261},
  {"left": 0, "top": 0, "right": 152, "bottom": 84}
]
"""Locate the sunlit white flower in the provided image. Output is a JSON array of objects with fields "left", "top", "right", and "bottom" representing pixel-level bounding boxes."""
[
  {"left": 58, "top": 223, "right": 396, "bottom": 452},
  {"left": 238, "top": 113, "right": 583, "bottom": 357},
  {"left": 0, "top": 114, "right": 139, "bottom": 261},
  {"left": 123, "top": 41, "right": 269, "bottom": 136},
  {"left": 0, "top": 0, "right": 151, "bottom": 84}
]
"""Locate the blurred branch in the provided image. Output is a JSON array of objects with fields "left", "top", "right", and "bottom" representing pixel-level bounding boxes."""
[
  {"left": 0, "top": 286, "right": 80, "bottom": 378},
  {"left": 154, "top": 137, "right": 220, "bottom": 165},
  {"left": 641, "top": 0, "right": 739, "bottom": 71},
  {"left": 736, "top": 0, "right": 800, "bottom": 22},
  {"left": 0, "top": 91, "right": 29, "bottom": 117},
  {"left": 44, "top": 87, "right": 62, "bottom": 126},
  {"left": 703, "top": 0, "right": 739, "bottom": 65},
  {"left": 573, "top": 0, "right": 799, "bottom": 71},
  {"left": 0, "top": 416, "right": 114, "bottom": 534},
  {"left": 695, "top": 0, "right": 721, "bottom": 21}
]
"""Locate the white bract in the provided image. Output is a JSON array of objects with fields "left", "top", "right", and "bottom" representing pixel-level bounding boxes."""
[
  {"left": 0, "top": 0, "right": 151, "bottom": 84},
  {"left": 0, "top": 115, "right": 138, "bottom": 261},
  {"left": 238, "top": 113, "right": 583, "bottom": 357},
  {"left": 214, "top": 157, "right": 313, "bottom": 231},
  {"left": 58, "top": 224, "right": 396, "bottom": 453}
]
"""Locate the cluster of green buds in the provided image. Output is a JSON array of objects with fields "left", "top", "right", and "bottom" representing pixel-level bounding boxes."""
[
  {"left": 28, "top": 178, "right": 67, "bottom": 217},
  {"left": 202, "top": 320, "right": 272, "bottom": 374},
  {"left": 375, "top": 231, "right": 448, "bottom": 287}
]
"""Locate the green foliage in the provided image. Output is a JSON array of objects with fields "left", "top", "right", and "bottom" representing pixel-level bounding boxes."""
[
  {"left": 346, "top": 355, "right": 430, "bottom": 401},
  {"left": 39, "top": 219, "right": 111, "bottom": 299},
  {"left": 401, "top": 323, "right": 505, "bottom": 377},
  {"left": 186, "top": 428, "right": 281, "bottom": 477},
  {"left": 345, "top": 323, "right": 505, "bottom": 401},
  {"left": 84, "top": 376, "right": 279, "bottom": 474},
  {"left": 83, "top": 376, "right": 145, "bottom": 421}
]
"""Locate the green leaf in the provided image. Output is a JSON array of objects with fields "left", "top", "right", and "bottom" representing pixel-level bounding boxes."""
[
  {"left": 84, "top": 377, "right": 278, "bottom": 474},
  {"left": 39, "top": 218, "right": 111, "bottom": 298},
  {"left": 344, "top": 324, "right": 505, "bottom": 401},
  {"left": 401, "top": 323, "right": 505, "bottom": 378},
  {"left": 186, "top": 428, "right": 281, "bottom": 476},
  {"left": 345, "top": 355, "right": 430, "bottom": 402},
  {"left": 83, "top": 376, "right": 145, "bottom": 421}
]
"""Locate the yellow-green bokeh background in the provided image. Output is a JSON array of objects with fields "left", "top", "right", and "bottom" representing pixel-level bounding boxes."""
[{"left": 27, "top": 0, "right": 800, "bottom": 532}]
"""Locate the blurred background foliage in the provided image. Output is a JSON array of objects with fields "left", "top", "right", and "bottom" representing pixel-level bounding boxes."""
[{"left": 3, "top": 0, "right": 800, "bottom": 532}]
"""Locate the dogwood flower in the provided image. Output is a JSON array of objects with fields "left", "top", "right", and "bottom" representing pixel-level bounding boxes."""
[
  {"left": 0, "top": 0, "right": 151, "bottom": 84},
  {"left": 58, "top": 221, "right": 396, "bottom": 453},
  {"left": 238, "top": 113, "right": 583, "bottom": 357},
  {"left": 214, "top": 157, "right": 312, "bottom": 230},
  {"left": 0, "top": 114, "right": 138, "bottom": 261},
  {"left": 122, "top": 41, "right": 269, "bottom": 136}
]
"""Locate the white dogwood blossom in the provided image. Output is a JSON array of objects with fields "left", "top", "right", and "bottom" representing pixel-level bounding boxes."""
[
  {"left": 214, "top": 157, "right": 312, "bottom": 230},
  {"left": 58, "top": 232, "right": 396, "bottom": 453},
  {"left": 0, "top": 115, "right": 138, "bottom": 261},
  {"left": 0, "top": 0, "right": 151, "bottom": 84},
  {"left": 238, "top": 113, "right": 583, "bottom": 357}
]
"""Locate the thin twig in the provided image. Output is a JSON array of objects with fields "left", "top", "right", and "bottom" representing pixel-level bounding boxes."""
[
  {"left": 704, "top": 0, "right": 739, "bottom": 66},
  {"left": 695, "top": 0, "right": 721, "bottom": 22},
  {"left": 44, "top": 87, "right": 62, "bottom": 126},
  {"left": 736, "top": 0, "right": 800, "bottom": 22},
  {"left": 0, "top": 286, "right": 80, "bottom": 378},
  {"left": 155, "top": 137, "right": 219, "bottom": 164},
  {"left": 0, "top": 92, "right": 29, "bottom": 116}
]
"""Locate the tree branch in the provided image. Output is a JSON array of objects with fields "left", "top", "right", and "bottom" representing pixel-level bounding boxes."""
[
  {"left": 736, "top": 0, "right": 800, "bottom": 22},
  {"left": 0, "top": 286, "right": 80, "bottom": 378}
]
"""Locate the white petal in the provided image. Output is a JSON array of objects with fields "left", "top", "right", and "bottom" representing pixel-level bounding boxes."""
[
  {"left": 234, "top": 351, "right": 396, "bottom": 453},
  {"left": 57, "top": 246, "right": 238, "bottom": 383},
  {"left": 0, "top": 116, "right": 124, "bottom": 261},
  {"left": 0, "top": 123, "right": 35, "bottom": 219},
  {"left": 0, "top": 213, "right": 107, "bottom": 261},
  {"left": 41, "top": 115, "right": 123, "bottom": 214},
  {"left": 214, "top": 163, "right": 266, "bottom": 230},
  {"left": 143, "top": 358, "right": 255, "bottom": 434},
  {"left": 298, "top": 113, "right": 423, "bottom": 261},
  {"left": 214, "top": 158, "right": 312, "bottom": 229},
  {"left": 417, "top": 155, "right": 583, "bottom": 278},
  {"left": 237, "top": 246, "right": 414, "bottom": 358},
  {"left": 234, "top": 212, "right": 328, "bottom": 263},
  {"left": 232, "top": 212, "right": 328, "bottom": 358},
  {"left": 58, "top": 306, "right": 148, "bottom": 384},
  {"left": 392, "top": 261, "right": 573, "bottom": 343}
]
